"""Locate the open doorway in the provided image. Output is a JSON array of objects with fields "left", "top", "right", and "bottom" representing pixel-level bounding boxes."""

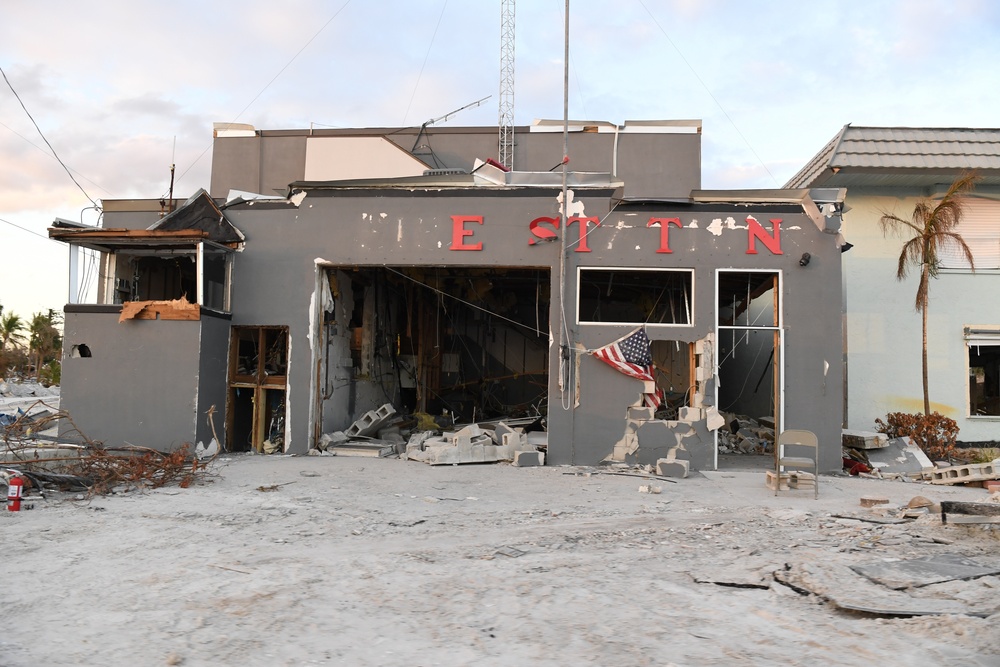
[
  {"left": 313, "top": 266, "right": 551, "bottom": 442},
  {"left": 226, "top": 325, "right": 289, "bottom": 452},
  {"left": 716, "top": 270, "right": 782, "bottom": 465}
]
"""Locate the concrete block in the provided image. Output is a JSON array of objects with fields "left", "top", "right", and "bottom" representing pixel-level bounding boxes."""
[
  {"left": 860, "top": 495, "right": 890, "bottom": 507},
  {"left": 656, "top": 458, "right": 689, "bottom": 478},
  {"left": 526, "top": 432, "right": 547, "bottom": 448},
  {"left": 493, "top": 422, "right": 518, "bottom": 443},
  {"left": 677, "top": 406, "right": 702, "bottom": 422},
  {"left": 842, "top": 429, "right": 889, "bottom": 450},
  {"left": 765, "top": 470, "right": 790, "bottom": 491},
  {"left": 628, "top": 406, "right": 655, "bottom": 421},
  {"left": 514, "top": 450, "right": 544, "bottom": 467}
]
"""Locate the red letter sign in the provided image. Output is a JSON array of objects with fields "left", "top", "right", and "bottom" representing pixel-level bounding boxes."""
[
  {"left": 746, "top": 216, "right": 782, "bottom": 255},
  {"left": 648, "top": 217, "right": 683, "bottom": 253},
  {"left": 528, "top": 216, "right": 560, "bottom": 245},
  {"left": 566, "top": 216, "right": 600, "bottom": 252},
  {"left": 451, "top": 215, "right": 483, "bottom": 251}
]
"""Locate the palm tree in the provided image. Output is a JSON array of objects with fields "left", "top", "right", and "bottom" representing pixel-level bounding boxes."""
[
  {"left": 879, "top": 171, "right": 979, "bottom": 415},
  {"left": 1, "top": 311, "right": 26, "bottom": 351},
  {"left": 29, "top": 310, "right": 62, "bottom": 383}
]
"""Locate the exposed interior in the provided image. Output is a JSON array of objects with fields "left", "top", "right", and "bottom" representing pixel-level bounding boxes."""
[
  {"left": 716, "top": 271, "right": 781, "bottom": 453},
  {"left": 316, "top": 266, "right": 552, "bottom": 437},
  {"left": 227, "top": 325, "right": 289, "bottom": 453}
]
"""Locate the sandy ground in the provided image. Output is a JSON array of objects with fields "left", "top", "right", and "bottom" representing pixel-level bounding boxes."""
[{"left": 2, "top": 446, "right": 999, "bottom": 667}]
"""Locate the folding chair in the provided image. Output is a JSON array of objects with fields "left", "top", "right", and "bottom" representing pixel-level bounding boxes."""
[{"left": 775, "top": 429, "right": 819, "bottom": 499}]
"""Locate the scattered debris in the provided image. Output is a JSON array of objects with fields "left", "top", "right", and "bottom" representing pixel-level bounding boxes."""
[
  {"left": 850, "top": 553, "right": 1000, "bottom": 590},
  {"left": 495, "top": 546, "right": 526, "bottom": 558},
  {"left": 716, "top": 412, "right": 775, "bottom": 455},
  {"left": 860, "top": 495, "right": 890, "bottom": 508},
  {"left": 940, "top": 500, "right": 1000, "bottom": 525},
  {"left": 929, "top": 458, "right": 1000, "bottom": 486}
]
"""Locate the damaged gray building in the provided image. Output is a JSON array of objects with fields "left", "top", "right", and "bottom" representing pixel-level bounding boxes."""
[{"left": 49, "top": 119, "right": 846, "bottom": 471}]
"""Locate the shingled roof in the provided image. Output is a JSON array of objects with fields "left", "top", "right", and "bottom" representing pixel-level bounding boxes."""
[{"left": 785, "top": 125, "right": 1000, "bottom": 189}]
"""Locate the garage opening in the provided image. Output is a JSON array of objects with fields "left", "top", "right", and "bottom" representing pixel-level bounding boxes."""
[{"left": 315, "top": 266, "right": 551, "bottom": 438}]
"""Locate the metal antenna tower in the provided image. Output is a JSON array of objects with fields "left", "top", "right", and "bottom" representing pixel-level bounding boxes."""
[{"left": 498, "top": 0, "right": 515, "bottom": 169}]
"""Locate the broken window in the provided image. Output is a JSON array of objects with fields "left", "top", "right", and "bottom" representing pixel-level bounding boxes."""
[
  {"left": 650, "top": 339, "right": 694, "bottom": 420},
  {"left": 966, "top": 328, "right": 1000, "bottom": 416},
  {"left": 102, "top": 242, "right": 233, "bottom": 312},
  {"left": 577, "top": 268, "right": 692, "bottom": 325}
]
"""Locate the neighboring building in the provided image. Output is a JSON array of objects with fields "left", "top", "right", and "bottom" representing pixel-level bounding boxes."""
[
  {"left": 787, "top": 125, "right": 1000, "bottom": 442},
  {"left": 51, "top": 120, "right": 846, "bottom": 470}
]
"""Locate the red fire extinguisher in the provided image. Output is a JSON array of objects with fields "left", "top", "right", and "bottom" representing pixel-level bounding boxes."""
[{"left": 6, "top": 475, "right": 23, "bottom": 512}]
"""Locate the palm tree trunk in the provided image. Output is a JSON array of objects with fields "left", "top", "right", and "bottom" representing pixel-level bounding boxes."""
[{"left": 922, "top": 272, "right": 930, "bottom": 416}]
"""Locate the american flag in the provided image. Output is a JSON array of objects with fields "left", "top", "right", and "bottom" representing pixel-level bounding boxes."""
[{"left": 590, "top": 328, "right": 662, "bottom": 409}]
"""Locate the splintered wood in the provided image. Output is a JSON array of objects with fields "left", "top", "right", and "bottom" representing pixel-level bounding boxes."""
[{"left": 118, "top": 298, "right": 200, "bottom": 322}]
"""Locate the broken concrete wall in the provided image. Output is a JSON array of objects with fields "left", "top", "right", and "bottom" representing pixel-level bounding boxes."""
[
  {"left": 562, "top": 202, "right": 843, "bottom": 472},
  {"left": 59, "top": 306, "right": 207, "bottom": 450}
]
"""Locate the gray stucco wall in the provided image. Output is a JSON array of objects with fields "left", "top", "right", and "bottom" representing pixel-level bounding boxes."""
[
  {"left": 195, "top": 312, "right": 232, "bottom": 448},
  {"left": 60, "top": 308, "right": 204, "bottom": 449},
  {"left": 223, "top": 188, "right": 843, "bottom": 470}
]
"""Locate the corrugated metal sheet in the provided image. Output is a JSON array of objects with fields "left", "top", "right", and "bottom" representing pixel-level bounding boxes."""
[{"left": 786, "top": 126, "right": 1000, "bottom": 188}]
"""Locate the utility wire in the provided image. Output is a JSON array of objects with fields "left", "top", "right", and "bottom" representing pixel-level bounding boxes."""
[
  {"left": 0, "top": 120, "right": 112, "bottom": 197},
  {"left": 0, "top": 216, "right": 58, "bottom": 243},
  {"left": 402, "top": 0, "right": 449, "bottom": 126},
  {"left": 635, "top": 0, "right": 779, "bottom": 187},
  {"left": 0, "top": 66, "right": 100, "bottom": 208},
  {"left": 173, "top": 0, "right": 354, "bottom": 187}
]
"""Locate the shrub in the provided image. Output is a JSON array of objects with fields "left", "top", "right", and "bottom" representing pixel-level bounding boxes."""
[{"left": 874, "top": 411, "right": 959, "bottom": 462}]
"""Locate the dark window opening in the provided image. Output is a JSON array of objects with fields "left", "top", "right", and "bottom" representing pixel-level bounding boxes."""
[
  {"left": 969, "top": 344, "right": 1000, "bottom": 416},
  {"left": 133, "top": 256, "right": 197, "bottom": 303},
  {"left": 578, "top": 269, "right": 692, "bottom": 325}
]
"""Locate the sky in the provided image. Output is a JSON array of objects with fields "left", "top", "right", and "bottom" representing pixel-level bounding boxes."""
[{"left": 2, "top": 0, "right": 1000, "bottom": 321}]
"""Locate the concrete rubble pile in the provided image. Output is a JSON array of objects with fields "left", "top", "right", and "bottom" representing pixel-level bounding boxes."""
[
  {"left": 311, "top": 403, "right": 546, "bottom": 467},
  {"left": 716, "top": 412, "right": 775, "bottom": 455}
]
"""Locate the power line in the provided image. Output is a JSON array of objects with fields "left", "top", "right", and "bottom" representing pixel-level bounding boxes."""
[
  {"left": 0, "top": 216, "right": 58, "bottom": 243},
  {"left": 0, "top": 66, "right": 101, "bottom": 208},
  {"left": 0, "top": 119, "right": 112, "bottom": 196},
  {"left": 635, "top": 0, "right": 779, "bottom": 187}
]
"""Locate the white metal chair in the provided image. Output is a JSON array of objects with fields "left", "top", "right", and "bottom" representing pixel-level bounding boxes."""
[{"left": 775, "top": 429, "right": 819, "bottom": 499}]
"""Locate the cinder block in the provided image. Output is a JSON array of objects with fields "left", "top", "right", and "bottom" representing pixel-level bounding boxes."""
[
  {"left": 513, "top": 450, "right": 544, "bottom": 467},
  {"left": 629, "top": 406, "right": 655, "bottom": 421},
  {"left": 374, "top": 403, "right": 394, "bottom": 419},
  {"left": 677, "top": 406, "right": 702, "bottom": 422},
  {"left": 656, "top": 458, "right": 689, "bottom": 478},
  {"left": 765, "top": 470, "right": 790, "bottom": 491}
]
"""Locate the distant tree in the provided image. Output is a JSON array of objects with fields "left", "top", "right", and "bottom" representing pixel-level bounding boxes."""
[
  {"left": 29, "top": 309, "right": 62, "bottom": 384},
  {"left": 879, "top": 171, "right": 979, "bottom": 415},
  {"left": 1, "top": 311, "right": 27, "bottom": 351}
]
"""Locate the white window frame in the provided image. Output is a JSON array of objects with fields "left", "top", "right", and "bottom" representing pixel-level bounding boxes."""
[{"left": 576, "top": 266, "right": 694, "bottom": 327}]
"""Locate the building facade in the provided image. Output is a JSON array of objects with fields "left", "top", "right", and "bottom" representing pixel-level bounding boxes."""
[
  {"left": 51, "top": 120, "right": 846, "bottom": 470},
  {"left": 787, "top": 125, "right": 1000, "bottom": 442}
]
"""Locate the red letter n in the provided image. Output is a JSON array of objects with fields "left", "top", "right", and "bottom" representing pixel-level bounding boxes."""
[{"left": 746, "top": 216, "right": 782, "bottom": 255}]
